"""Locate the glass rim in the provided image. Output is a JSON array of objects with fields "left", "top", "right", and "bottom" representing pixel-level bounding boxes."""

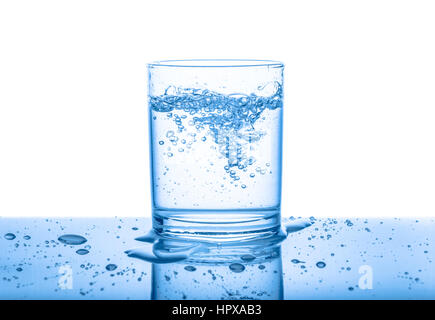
[{"left": 148, "top": 59, "right": 284, "bottom": 68}]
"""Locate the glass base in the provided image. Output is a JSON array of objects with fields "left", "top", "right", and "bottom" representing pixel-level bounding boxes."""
[{"left": 152, "top": 208, "right": 281, "bottom": 243}]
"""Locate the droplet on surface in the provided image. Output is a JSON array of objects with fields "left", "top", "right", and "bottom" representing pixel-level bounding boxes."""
[
  {"left": 241, "top": 254, "right": 256, "bottom": 262},
  {"left": 125, "top": 248, "right": 188, "bottom": 264},
  {"left": 4, "top": 233, "right": 16, "bottom": 240},
  {"left": 58, "top": 234, "right": 87, "bottom": 245},
  {"left": 229, "top": 263, "right": 245, "bottom": 273},
  {"left": 184, "top": 266, "right": 197, "bottom": 272},
  {"left": 105, "top": 264, "right": 117, "bottom": 271},
  {"left": 76, "top": 249, "right": 89, "bottom": 255},
  {"left": 316, "top": 261, "right": 326, "bottom": 269},
  {"left": 135, "top": 230, "right": 158, "bottom": 243},
  {"left": 291, "top": 259, "right": 305, "bottom": 264},
  {"left": 285, "top": 218, "right": 313, "bottom": 234},
  {"left": 23, "top": 235, "right": 31, "bottom": 240}
]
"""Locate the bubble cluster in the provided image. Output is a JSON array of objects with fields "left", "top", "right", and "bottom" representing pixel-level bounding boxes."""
[{"left": 150, "top": 84, "right": 283, "bottom": 186}]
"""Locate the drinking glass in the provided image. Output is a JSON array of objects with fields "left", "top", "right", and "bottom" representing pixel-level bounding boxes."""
[{"left": 148, "top": 59, "right": 284, "bottom": 242}]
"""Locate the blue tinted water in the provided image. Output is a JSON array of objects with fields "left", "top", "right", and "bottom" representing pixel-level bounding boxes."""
[
  {"left": 0, "top": 217, "right": 433, "bottom": 299},
  {"left": 149, "top": 85, "right": 283, "bottom": 212}
]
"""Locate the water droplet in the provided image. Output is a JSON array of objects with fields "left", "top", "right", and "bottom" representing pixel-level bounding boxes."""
[
  {"left": 16, "top": 267, "right": 23, "bottom": 272},
  {"left": 105, "top": 264, "right": 117, "bottom": 271},
  {"left": 285, "top": 218, "right": 313, "bottom": 234},
  {"left": 241, "top": 254, "right": 255, "bottom": 262},
  {"left": 167, "top": 152, "right": 173, "bottom": 157},
  {"left": 23, "top": 235, "right": 31, "bottom": 240},
  {"left": 229, "top": 263, "right": 245, "bottom": 273},
  {"left": 159, "top": 141, "right": 164, "bottom": 145},
  {"left": 135, "top": 230, "right": 158, "bottom": 243},
  {"left": 241, "top": 184, "right": 246, "bottom": 189},
  {"left": 184, "top": 266, "right": 196, "bottom": 272},
  {"left": 291, "top": 259, "right": 305, "bottom": 264},
  {"left": 258, "top": 265, "right": 266, "bottom": 270},
  {"left": 4, "top": 233, "right": 16, "bottom": 240},
  {"left": 316, "top": 261, "right": 326, "bottom": 269},
  {"left": 76, "top": 249, "right": 89, "bottom": 255},
  {"left": 58, "top": 234, "right": 87, "bottom": 245}
]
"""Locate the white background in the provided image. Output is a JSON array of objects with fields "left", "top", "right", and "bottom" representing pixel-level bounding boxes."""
[{"left": 0, "top": 0, "right": 434, "bottom": 218}]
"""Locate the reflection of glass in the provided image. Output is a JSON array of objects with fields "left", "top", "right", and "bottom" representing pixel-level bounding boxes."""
[
  {"left": 150, "top": 239, "right": 283, "bottom": 300},
  {"left": 148, "top": 59, "right": 284, "bottom": 242}
]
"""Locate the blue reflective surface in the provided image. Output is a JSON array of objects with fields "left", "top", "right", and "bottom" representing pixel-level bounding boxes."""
[{"left": 0, "top": 217, "right": 434, "bottom": 299}]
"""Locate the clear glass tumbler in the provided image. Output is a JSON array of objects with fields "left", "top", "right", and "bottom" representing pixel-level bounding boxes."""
[{"left": 148, "top": 59, "right": 284, "bottom": 242}]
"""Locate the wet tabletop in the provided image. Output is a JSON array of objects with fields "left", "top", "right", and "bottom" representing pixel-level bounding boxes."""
[{"left": 0, "top": 217, "right": 434, "bottom": 299}]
